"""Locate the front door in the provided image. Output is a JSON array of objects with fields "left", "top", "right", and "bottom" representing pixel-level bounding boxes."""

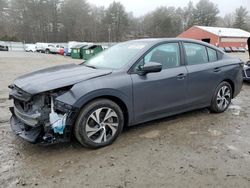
[{"left": 131, "top": 42, "right": 188, "bottom": 123}]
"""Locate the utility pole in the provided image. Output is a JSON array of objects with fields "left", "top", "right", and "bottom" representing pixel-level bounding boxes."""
[
  {"left": 108, "top": 26, "right": 111, "bottom": 44},
  {"left": 217, "top": 30, "right": 221, "bottom": 47}
]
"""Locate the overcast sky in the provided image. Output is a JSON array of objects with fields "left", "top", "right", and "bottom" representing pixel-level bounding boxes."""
[{"left": 89, "top": 0, "right": 250, "bottom": 17}]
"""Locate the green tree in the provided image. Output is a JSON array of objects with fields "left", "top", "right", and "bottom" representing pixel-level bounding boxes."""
[
  {"left": 183, "top": 1, "right": 195, "bottom": 29},
  {"left": 9, "top": 0, "right": 54, "bottom": 42},
  {"left": 126, "top": 13, "right": 145, "bottom": 39},
  {"left": 0, "top": 0, "right": 8, "bottom": 13},
  {"left": 89, "top": 5, "right": 106, "bottom": 42},
  {"left": 61, "top": 0, "right": 91, "bottom": 41},
  {"left": 47, "top": 0, "right": 62, "bottom": 42},
  {"left": 9, "top": 0, "right": 33, "bottom": 42},
  {"left": 102, "top": 2, "right": 129, "bottom": 42},
  {"left": 0, "top": 0, "right": 9, "bottom": 36},
  {"left": 142, "top": 7, "right": 183, "bottom": 37},
  {"left": 193, "top": 0, "right": 219, "bottom": 26},
  {"left": 222, "top": 13, "right": 235, "bottom": 27},
  {"left": 233, "top": 6, "right": 249, "bottom": 30}
]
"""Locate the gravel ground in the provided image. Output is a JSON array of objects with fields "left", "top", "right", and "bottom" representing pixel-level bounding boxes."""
[{"left": 0, "top": 51, "right": 250, "bottom": 188}]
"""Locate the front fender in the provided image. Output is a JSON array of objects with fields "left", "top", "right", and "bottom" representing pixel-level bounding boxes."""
[
  {"left": 73, "top": 88, "right": 130, "bottom": 109},
  {"left": 56, "top": 73, "right": 134, "bottom": 124}
]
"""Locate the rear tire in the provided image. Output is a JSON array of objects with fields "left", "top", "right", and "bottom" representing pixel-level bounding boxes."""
[
  {"left": 74, "top": 99, "right": 124, "bottom": 148},
  {"left": 210, "top": 81, "right": 232, "bottom": 113}
]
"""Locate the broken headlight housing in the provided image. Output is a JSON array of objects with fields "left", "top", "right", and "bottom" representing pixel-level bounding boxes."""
[{"left": 54, "top": 100, "right": 73, "bottom": 112}]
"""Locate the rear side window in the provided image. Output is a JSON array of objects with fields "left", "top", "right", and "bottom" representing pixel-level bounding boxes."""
[
  {"left": 183, "top": 43, "right": 208, "bottom": 65},
  {"left": 207, "top": 47, "right": 218, "bottom": 62}
]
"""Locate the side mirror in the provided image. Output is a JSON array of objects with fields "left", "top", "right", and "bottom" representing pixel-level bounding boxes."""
[{"left": 139, "top": 62, "right": 162, "bottom": 75}]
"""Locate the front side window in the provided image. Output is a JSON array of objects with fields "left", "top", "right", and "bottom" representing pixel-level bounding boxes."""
[
  {"left": 184, "top": 43, "right": 209, "bottom": 65},
  {"left": 135, "top": 43, "right": 180, "bottom": 71},
  {"left": 207, "top": 47, "right": 218, "bottom": 62}
]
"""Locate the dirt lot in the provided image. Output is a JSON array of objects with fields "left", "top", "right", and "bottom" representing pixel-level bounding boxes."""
[{"left": 0, "top": 51, "right": 250, "bottom": 188}]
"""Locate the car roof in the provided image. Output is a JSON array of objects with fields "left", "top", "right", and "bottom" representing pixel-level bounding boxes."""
[
  {"left": 127, "top": 38, "right": 223, "bottom": 52},
  {"left": 130, "top": 38, "right": 208, "bottom": 45}
]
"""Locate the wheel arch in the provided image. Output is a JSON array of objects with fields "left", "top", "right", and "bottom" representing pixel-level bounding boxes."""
[
  {"left": 86, "top": 95, "right": 129, "bottom": 127},
  {"left": 222, "top": 79, "right": 235, "bottom": 97},
  {"left": 73, "top": 90, "right": 132, "bottom": 127},
  {"left": 210, "top": 79, "right": 235, "bottom": 104}
]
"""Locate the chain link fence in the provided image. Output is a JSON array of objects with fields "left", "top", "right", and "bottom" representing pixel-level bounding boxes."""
[
  {"left": 0, "top": 41, "right": 117, "bottom": 52},
  {"left": 0, "top": 41, "right": 26, "bottom": 51}
]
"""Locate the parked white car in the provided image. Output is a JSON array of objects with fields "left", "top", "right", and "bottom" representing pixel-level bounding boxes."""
[
  {"left": 45, "top": 44, "right": 65, "bottom": 54},
  {"left": 25, "top": 44, "right": 36, "bottom": 52},
  {"left": 35, "top": 43, "right": 49, "bottom": 53}
]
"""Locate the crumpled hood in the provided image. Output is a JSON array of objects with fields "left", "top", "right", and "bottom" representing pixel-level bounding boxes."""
[{"left": 13, "top": 64, "right": 112, "bottom": 94}]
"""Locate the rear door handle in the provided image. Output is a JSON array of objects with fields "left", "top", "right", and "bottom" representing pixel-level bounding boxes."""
[
  {"left": 177, "top": 73, "right": 186, "bottom": 80},
  {"left": 214, "top": 67, "right": 221, "bottom": 72}
]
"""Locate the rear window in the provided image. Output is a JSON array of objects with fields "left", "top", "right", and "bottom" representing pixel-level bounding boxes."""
[{"left": 207, "top": 48, "right": 218, "bottom": 62}]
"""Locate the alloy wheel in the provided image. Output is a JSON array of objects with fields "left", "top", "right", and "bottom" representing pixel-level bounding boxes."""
[
  {"left": 85, "top": 107, "right": 119, "bottom": 144},
  {"left": 216, "top": 85, "right": 231, "bottom": 111}
]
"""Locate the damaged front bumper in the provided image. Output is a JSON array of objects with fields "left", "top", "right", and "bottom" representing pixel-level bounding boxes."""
[
  {"left": 10, "top": 106, "right": 78, "bottom": 145},
  {"left": 9, "top": 90, "right": 79, "bottom": 145},
  {"left": 10, "top": 109, "right": 42, "bottom": 143}
]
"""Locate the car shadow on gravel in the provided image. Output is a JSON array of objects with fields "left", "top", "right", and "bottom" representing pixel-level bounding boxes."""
[
  {"left": 124, "top": 107, "right": 210, "bottom": 132},
  {"left": 25, "top": 107, "right": 211, "bottom": 152},
  {"left": 243, "top": 81, "right": 250, "bottom": 86}
]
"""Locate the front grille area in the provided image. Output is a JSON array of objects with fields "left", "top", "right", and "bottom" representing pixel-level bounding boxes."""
[
  {"left": 14, "top": 100, "right": 40, "bottom": 126},
  {"left": 14, "top": 106, "right": 40, "bottom": 126},
  {"left": 12, "top": 95, "right": 51, "bottom": 127}
]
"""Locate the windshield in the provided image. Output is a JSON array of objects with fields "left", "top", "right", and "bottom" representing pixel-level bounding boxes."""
[{"left": 84, "top": 41, "right": 149, "bottom": 69}]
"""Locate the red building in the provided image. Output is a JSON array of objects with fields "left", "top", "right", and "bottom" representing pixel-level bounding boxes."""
[{"left": 178, "top": 26, "right": 250, "bottom": 48}]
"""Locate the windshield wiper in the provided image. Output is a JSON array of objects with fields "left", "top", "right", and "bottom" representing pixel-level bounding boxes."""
[{"left": 84, "top": 65, "right": 97, "bottom": 69}]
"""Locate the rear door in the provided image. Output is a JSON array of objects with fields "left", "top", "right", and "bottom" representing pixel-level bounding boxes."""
[{"left": 183, "top": 42, "right": 222, "bottom": 106}]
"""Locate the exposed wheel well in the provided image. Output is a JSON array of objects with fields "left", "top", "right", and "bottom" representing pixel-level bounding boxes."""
[
  {"left": 223, "top": 79, "right": 235, "bottom": 97},
  {"left": 80, "top": 96, "right": 129, "bottom": 127}
]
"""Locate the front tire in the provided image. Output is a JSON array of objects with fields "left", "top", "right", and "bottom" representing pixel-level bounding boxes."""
[
  {"left": 210, "top": 81, "right": 232, "bottom": 113},
  {"left": 74, "top": 99, "right": 124, "bottom": 148}
]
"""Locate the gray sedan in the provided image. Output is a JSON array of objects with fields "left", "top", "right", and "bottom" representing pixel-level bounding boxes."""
[{"left": 9, "top": 38, "right": 243, "bottom": 148}]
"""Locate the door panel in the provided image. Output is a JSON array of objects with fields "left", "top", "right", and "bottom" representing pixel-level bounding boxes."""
[
  {"left": 183, "top": 42, "right": 222, "bottom": 106},
  {"left": 131, "top": 66, "right": 188, "bottom": 123},
  {"left": 185, "top": 62, "right": 222, "bottom": 106}
]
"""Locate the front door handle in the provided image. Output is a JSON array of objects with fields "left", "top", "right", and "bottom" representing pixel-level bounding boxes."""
[
  {"left": 177, "top": 73, "right": 186, "bottom": 80},
  {"left": 214, "top": 67, "right": 221, "bottom": 72}
]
